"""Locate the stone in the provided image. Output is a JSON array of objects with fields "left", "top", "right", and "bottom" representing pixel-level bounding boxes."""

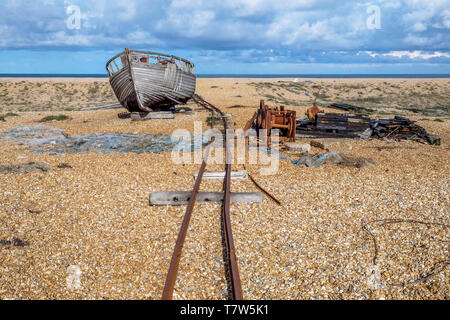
[
  {"left": 310, "top": 139, "right": 333, "bottom": 151},
  {"left": 1, "top": 126, "right": 180, "bottom": 155},
  {"left": 0, "top": 162, "right": 50, "bottom": 173},
  {"left": 426, "top": 134, "right": 441, "bottom": 146},
  {"left": 0, "top": 240, "right": 11, "bottom": 246},
  {"left": 295, "top": 152, "right": 376, "bottom": 168},
  {"left": 284, "top": 142, "right": 311, "bottom": 154},
  {"left": 339, "top": 156, "right": 376, "bottom": 168},
  {"left": 12, "top": 237, "right": 28, "bottom": 247},
  {"left": 359, "top": 128, "right": 373, "bottom": 139}
]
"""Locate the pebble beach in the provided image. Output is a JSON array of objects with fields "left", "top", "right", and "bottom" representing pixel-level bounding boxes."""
[{"left": 0, "top": 77, "right": 449, "bottom": 300}]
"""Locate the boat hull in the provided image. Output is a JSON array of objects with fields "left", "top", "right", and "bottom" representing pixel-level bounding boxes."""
[{"left": 107, "top": 49, "right": 196, "bottom": 112}]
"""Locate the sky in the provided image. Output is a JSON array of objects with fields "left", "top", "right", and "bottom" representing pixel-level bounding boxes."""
[{"left": 0, "top": 0, "right": 449, "bottom": 74}]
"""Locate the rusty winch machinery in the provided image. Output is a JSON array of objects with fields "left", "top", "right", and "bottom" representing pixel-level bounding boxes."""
[{"left": 245, "top": 100, "right": 296, "bottom": 146}]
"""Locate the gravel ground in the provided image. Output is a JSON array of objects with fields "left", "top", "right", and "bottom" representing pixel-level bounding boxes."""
[{"left": 0, "top": 79, "right": 449, "bottom": 300}]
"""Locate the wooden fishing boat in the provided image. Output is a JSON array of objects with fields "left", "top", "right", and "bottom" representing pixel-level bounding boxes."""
[{"left": 106, "top": 48, "right": 196, "bottom": 112}]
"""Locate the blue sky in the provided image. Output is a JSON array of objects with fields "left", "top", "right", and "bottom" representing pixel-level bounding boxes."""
[{"left": 0, "top": 0, "right": 449, "bottom": 74}]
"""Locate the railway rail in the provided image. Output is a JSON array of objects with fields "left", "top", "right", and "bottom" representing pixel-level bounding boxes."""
[{"left": 161, "top": 94, "right": 243, "bottom": 300}]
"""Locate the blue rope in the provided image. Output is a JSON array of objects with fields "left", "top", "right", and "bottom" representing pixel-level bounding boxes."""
[{"left": 248, "top": 146, "right": 336, "bottom": 167}]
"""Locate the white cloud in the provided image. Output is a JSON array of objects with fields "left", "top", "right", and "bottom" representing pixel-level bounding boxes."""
[
  {"left": 440, "top": 9, "right": 450, "bottom": 28},
  {"left": 156, "top": 8, "right": 216, "bottom": 38},
  {"left": 403, "top": 34, "right": 442, "bottom": 46},
  {"left": 0, "top": 0, "right": 449, "bottom": 70},
  {"left": 383, "top": 1, "right": 402, "bottom": 9},
  {"left": 411, "top": 22, "right": 427, "bottom": 32},
  {"left": 116, "top": 1, "right": 137, "bottom": 21},
  {"left": 363, "top": 50, "right": 450, "bottom": 60},
  {"left": 402, "top": 0, "right": 450, "bottom": 32},
  {"left": 383, "top": 50, "right": 450, "bottom": 59}
]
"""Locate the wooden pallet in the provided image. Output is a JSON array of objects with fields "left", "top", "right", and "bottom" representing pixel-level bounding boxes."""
[{"left": 296, "top": 113, "right": 370, "bottom": 138}]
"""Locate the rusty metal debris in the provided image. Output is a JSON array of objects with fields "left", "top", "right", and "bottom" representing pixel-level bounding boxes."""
[
  {"left": 306, "top": 105, "right": 321, "bottom": 120},
  {"left": 244, "top": 164, "right": 282, "bottom": 206},
  {"left": 162, "top": 94, "right": 243, "bottom": 300},
  {"left": 371, "top": 116, "right": 440, "bottom": 145},
  {"left": 296, "top": 112, "right": 439, "bottom": 145},
  {"left": 161, "top": 140, "right": 214, "bottom": 300},
  {"left": 12, "top": 237, "right": 29, "bottom": 247},
  {"left": 194, "top": 94, "right": 243, "bottom": 300},
  {"left": 246, "top": 100, "right": 296, "bottom": 147},
  {"left": 57, "top": 163, "right": 73, "bottom": 169}
]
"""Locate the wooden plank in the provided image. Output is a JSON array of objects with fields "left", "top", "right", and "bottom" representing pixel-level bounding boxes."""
[
  {"left": 316, "top": 125, "right": 348, "bottom": 131},
  {"left": 318, "top": 115, "right": 348, "bottom": 119},
  {"left": 317, "top": 118, "right": 347, "bottom": 122},
  {"left": 317, "top": 120, "right": 347, "bottom": 125},
  {"left": 244, "top": 112, "right": 257, "bottom": 132},
  {"left": 317, "top": 119, "right": 348, "bottom": 123},
  {"left": 348, "top": 121, "right": 370, "bottom": 125},
  {"left": 131, "top": 112, "right": 174, "bottom": 121},
  {"left": 317, "top": 116, "right": 348, "bottom": 121},
  {"left": 296, "top": 130, "right": 358, "bottom": 138},
  {"left": 80, "top": 103, "right": 123, "bottom": 111},
  {"left": 150, "top": 191, "right": 262, "bottom": 206},
  {"left": 348, "top": 118, "right": 370, "bottom": 122},
  {"left": 194, "top": 170, "right": 248, "bottom": 180}
]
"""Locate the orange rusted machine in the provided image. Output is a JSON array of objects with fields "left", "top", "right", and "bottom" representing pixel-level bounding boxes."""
[{"left": 245, "top": 100, "right": 296, "bottom": 147}]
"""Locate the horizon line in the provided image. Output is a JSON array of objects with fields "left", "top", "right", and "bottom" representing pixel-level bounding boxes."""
[{"left": 1, "top": 73, "right": 450, "bottom": 79}]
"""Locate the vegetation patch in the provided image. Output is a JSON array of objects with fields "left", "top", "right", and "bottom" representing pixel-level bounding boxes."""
[
  {"left": 206, "top": 116, "right": 223, "bottom": 123},
  {"left": 38, "top": 115, "right": 70, "bottom": 122},
  {"left": 0, "top": 112, "right": 19, "bottom": 121},
  {"left": 349, "top": 97, "right": 383, "bottom": 104},
  {"left": 4, "top": 112, "right": 19, "bottom": 117},
  {"left": 229, "top": 105, "right": 248, "bottom": 109}
]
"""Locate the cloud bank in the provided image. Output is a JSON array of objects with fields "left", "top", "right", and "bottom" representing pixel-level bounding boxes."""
[{"left": 0, "top": 0, "right": 449, "bottom": 73}]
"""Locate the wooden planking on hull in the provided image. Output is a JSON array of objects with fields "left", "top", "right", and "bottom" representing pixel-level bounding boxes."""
[
  {"left": 107, "top": 49, "right": 197, "bottom": 113},
  {"left": 133, "top": 65, "right": 196, "bottom": 105}
]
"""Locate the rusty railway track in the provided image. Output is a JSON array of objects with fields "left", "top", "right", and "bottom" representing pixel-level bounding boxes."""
[{"left": 161, "top": 94, "right": 243, "bottom": 300}]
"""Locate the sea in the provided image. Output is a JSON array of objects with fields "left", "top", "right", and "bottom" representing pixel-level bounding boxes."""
[{"left": 0, "top": 74, "right": 449, "bottom": 79}]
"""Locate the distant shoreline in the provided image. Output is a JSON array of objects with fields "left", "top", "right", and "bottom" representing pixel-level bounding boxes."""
[{"left": 0, "top": 73, "right": 449, "bottom": 79}]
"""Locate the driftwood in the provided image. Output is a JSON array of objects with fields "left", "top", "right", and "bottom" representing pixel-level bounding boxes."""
[
  {"left": 131, "top": 112, "right": 174, "bottom": 121},
  {"left": 193, "top": 170, "right": 248, "bottom": 180},
  {"left": 328, "top": 103, "right": 374, "bottom": 114},
  {"left": 80, "top": 103, "right": 123, "bottom": 111},
  {"left": 372, "top": 116, "right": 440, "bottom": 145},
  {"left": 150, "top": 191, "right": 262, "bottom": 206}
]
